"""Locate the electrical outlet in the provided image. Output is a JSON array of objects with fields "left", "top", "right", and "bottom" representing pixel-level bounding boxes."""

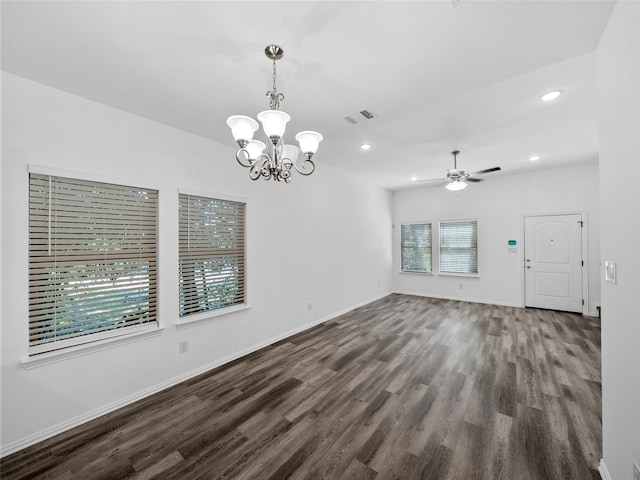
[
  {"left": 179, "top": 341, "right": 188, "bottom": 353},
  {"left": 308, "top": 303, "right": 313, "bottom": 311},
  {"left": 458, "top": 283, "right": 463, "bottom": 290},
  {"left": 633, "top": 460, "right": 640, "bottom": 480}
]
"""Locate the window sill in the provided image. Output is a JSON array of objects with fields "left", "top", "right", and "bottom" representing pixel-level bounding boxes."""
[
  {"left": 22, "top": 325, "right": 164, "bottom": 370},
  {"left": 400, "top": 270, "right": 434, "bottom": 275},
  {"left": 176, "top": 303, "right": 250, "bottom": 330},
  {"left": 438, "top": 272, "right": 480, "bottom": 278}
]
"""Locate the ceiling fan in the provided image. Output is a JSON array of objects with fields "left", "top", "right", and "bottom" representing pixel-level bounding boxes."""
[{"left": 416, "top": 150, "right": 501, "bottom": 191}]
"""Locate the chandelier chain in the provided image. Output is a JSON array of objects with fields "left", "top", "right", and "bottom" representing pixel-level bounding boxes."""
[
  {"left": 267, "top": 57, "right": 284, "bottom": 110},
  {"left": 272, "top": 58, "right": 277, "bottom": 93}
]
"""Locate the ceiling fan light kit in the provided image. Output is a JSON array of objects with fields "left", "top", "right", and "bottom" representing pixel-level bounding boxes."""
[
  {"left": 445, "top": 179, "right": 468, "bottom": 191},
  {"left": 226, "top": 45, "right": 322, "bottom": 183},
  {"left": 416, "top": 150, "right": 501, "bottom": 191}
]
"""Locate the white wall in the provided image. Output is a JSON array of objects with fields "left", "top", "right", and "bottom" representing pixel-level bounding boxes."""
[
  {"left": 392, "top": 164, "right": 600, "bottom": 313},
  {"left": 596, "top": 2, "right": 640, "bottom": 479},
  {"left": 0, "top": 73, "right": 393, "bottom": 454}
]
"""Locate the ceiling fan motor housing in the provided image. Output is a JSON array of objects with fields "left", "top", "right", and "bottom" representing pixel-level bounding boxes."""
[
  {"left": 416, "top": 150, "right": 500, "bottom": 184},
  {"left": 447, "top": 169, "right": 465, "bottom": 180}
]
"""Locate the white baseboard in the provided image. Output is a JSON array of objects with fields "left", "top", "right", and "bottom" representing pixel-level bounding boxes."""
[
  {"left": 0, "top": 291, "right": 391, "bottom": 458},
  {"left": 599, "top": 459, "right": 612, "bottom": 480},
  {"left": 393, "top": 290, "right": 522, "bottom": 309}
]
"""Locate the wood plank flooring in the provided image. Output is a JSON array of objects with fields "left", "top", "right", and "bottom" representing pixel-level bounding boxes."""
[{"left": 0, "top": 294, "right": 602, "bottom": 479}]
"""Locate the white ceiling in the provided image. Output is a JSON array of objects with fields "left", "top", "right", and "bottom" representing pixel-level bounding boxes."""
[{"left": 1, "top": 1, "right": 615, "bottom": 190}]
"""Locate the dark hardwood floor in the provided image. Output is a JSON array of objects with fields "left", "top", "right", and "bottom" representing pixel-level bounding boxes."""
[{"left": 1, "top": 294, "right": 602, "bottom": 479}]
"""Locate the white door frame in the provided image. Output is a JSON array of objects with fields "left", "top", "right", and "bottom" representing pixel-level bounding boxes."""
[{"left": 521, "top": 211, "right": 589, "bottom": 315}]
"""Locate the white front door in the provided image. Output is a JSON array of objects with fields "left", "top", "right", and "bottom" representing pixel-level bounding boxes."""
[{"left": 524, "top": 214, "right": 583, "bottom": 313}]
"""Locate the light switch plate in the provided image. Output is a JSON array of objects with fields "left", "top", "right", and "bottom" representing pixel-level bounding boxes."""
[
  {"left": 633, "top": 460, "right": 640, "bottom": 480},
  {"left": 605, "top": 261, "right": 617, "bottom": 284}
]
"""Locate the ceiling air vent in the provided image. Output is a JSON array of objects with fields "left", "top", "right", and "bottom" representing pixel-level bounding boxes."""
[{"left": 343, "top": 108, "right": 376, "bottom": 125}]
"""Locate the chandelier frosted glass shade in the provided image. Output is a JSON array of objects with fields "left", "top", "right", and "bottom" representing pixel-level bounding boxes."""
[
  {"left": 226, "top": 115, "right": 259, "bottom": 144},
  {"left": 281, "top": 144, "right": 299, "bottom": 165},
  {"left": 257, "top": 110, "right": 291, "bottom": 140},
  {"left": 246, "top": 140, "right": 266, "bottom": 160},
  {"left": 295, "top": 131, "right": 323, "bottom": 155},
  {"left": 445, "top": 180, "right": 468, "bottom": 191},
  {"left": 226, "top": 45, "right": 322, "bottom": 183}
]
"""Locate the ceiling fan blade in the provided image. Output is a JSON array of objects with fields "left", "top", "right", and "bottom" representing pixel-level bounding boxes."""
[
  {"left": 466, "top": 177, "right": 483, "bottom": 182},
  {"left": 415, "top": 178, "right": 447, "bottom": 183},
  {"left": 469, "top": 166, "right": 501, "bottom": 175}
]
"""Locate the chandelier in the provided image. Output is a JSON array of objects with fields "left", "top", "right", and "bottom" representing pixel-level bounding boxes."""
[{"left": 226, "top": 45, "right": 323, "bottom": 183}]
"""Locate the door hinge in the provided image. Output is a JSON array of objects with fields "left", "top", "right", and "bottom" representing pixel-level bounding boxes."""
[
  {"left": 582, "top": 299, "right": 585, "bottom": 305},
  {"left": 578, "top": 220, "right": 584, "bottom": 227},
  {"left": 581, "top": 260, "right": 584, "bottom": 266}
]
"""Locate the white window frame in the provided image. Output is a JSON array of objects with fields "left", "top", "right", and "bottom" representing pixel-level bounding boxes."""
[
  {"left": 438, "top": 219, "right": 479, "bottom": 277},
  {"left": 400, "top": 222, "right": 433, "bottom": 273},
  {"left": 177, "top": 188, "right": 248, "bottom": 327},
  {"left": 27, "top": 165, "right": 160, "bottom": 357}
]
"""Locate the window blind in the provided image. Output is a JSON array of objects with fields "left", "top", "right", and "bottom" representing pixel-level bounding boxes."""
[
  {"left": 28, "top": 173, "right": 158, "bottom": 354},
  {"left": 401, "top": 223, "right": 432, "bottom": 272},
  {"left": 179, "top": 193, "right": 246, "bottom": 317},
  {"left": 439, "top": 220, "right": 478, "bottom": 274}
]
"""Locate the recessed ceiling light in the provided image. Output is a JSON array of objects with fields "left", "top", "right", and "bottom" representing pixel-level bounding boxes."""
[
  {"left": 540, "top": 90, "right": 561, "bottom": 102},
  {"left": 529, "top": 155, "right": 541, "bottom": 161},
  {"left": 411, "top": 176, "right": 418, "bottom": 182},
  {"left": 360, "top": 143, "right": 371, "bottom": 151}
]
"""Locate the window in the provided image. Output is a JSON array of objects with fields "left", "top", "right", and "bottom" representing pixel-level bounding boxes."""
[
  {"left": 28, "top": 173, "right": 158, "bottom": 355},
  {"left": 439, "top": 220, "right": 478, "bottom": 274},
  {"left": 179, "top": 193, "right": 246, "bottom": 318},
  {"left": 401, "top": 223, "right": 432, "bottom": 272}
]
